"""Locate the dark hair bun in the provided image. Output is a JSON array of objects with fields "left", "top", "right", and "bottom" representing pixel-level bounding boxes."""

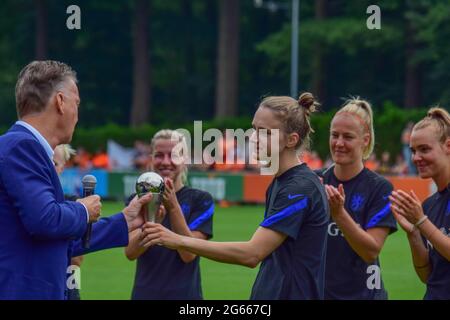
[{"left": 298, "top": 92, "right": 319, "bottom": 114}]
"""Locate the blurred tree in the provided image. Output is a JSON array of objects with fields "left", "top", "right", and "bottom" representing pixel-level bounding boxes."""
[
  {"left": 146, "top": 0, "right": 218, "bottom": 124},
  {"left": 34, "top": 0, "right": 48, "bottom": 60},
  {"left": 181, "top": 0, "right": 195, "bottom": 113},
  {"left": 404, "top": 0, "right": 424, "bottom": 109},
  {"left": 311, "top": 0, "right": 327, "bottom": 105},
  {"left": 0, "top": 0, "right": 32, "bottom": 125},
  {"left": 46, "top": 0, "right": 133, "bottom": 127},
  {"left": 130, "top": 0, "right": 151, "bottom": 126},
  {"left": 409, "top": 0, "right": 450, "bottom": 107},
  {"left": 0, "top": 0, "right": 448, "bottom": 129},
  {"left": 215, "top": 0, "right": 240, "bottom": 118},
  {"left": 257, "top": 0, "right": 403, "bottom": 109}
]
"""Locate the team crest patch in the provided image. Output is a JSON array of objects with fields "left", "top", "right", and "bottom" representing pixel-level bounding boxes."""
[{"left": 350, "top": 194, "right": 365, "bottom": 212}]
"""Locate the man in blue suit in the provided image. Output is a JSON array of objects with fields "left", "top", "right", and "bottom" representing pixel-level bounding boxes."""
[{"left": 0, "top": 61, "right": 152, "bottom": 300}]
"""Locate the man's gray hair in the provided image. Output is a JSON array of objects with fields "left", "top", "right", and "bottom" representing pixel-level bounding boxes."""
[{"left": 15, "top": 60, "right": 77, "bottom": 118}]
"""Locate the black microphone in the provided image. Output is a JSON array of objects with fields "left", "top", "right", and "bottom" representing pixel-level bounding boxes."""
[{"left": 81, "top": 175, "right": 97, "bottom": 249}]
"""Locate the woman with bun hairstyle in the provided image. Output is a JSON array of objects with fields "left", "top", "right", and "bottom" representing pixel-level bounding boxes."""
[
  {"left": 389, "top": 107, "right": 450, "bottom": 300},
  {"left": 318, "top": 98, "right": 397, "bottom": 300},
  {"left": 139, "top": 93, "right": 330, "bottom": 300}
]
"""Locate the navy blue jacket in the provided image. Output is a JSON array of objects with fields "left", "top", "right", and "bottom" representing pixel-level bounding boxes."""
[{"left": 0, "top": 124, "right": 128, "bottom": 299}]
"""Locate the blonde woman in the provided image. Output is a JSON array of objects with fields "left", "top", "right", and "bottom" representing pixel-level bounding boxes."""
[
  {"left": 125, "top": 130, "right": 214, "bottom": 300},
  {"left": 319, "top": 99, "right": 397, "bottom": 299},
  {"left": 140, "top": 93, "right": 329, "bottom": 299},
  {"left": 390, "top": 107, "right": 450, "bottom": 299}
]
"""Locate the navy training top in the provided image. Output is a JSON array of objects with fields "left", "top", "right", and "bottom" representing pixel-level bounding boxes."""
[
  {"left": 422, "top": 184, "right": 450, "bottom": 300},
  {"left": 319, "top": 167, "right": 397, "bottom": 300},
  {"left": 130, "top": 186, "right": 214, "bottom": 300},
  {"left": 250, "top": 164, "right": 329, "bottom": 300}
]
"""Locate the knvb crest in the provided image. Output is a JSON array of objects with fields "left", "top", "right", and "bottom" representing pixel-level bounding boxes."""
[{"left": 350, "top": 194, "right": 365, "bottom": 212}]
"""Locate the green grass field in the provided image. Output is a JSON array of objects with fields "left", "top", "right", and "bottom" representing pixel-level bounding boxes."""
[{"left": 79, "top": 201, "right": 425, "bottom": 300}]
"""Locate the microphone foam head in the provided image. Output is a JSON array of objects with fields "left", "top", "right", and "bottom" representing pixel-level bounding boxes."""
[
  {"left": 82, "top": 174, "right": 97, "bottom": 188},
  {"left": 136, "top": 172, "right": 165, "bottom": 197}
]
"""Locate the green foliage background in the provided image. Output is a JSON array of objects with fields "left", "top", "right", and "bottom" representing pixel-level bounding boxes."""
[
  {"left": 0, "top": 0, "right": 449, "bottom": 130},
  {"left": 65, "top": 105, "right": 429, "bottom": 160}
]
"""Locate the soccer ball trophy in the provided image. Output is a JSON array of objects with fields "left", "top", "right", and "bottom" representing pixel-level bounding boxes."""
[{"left": 135, "top": 172, "right": 165, "bottom": 223}]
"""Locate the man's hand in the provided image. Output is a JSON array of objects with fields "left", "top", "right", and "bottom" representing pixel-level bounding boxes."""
[
  {"left": 123, "top": 193, "right": 153, "bottom": 232},
  {"left": 77, "top": 195, "right": 101, "bottom": 223}
]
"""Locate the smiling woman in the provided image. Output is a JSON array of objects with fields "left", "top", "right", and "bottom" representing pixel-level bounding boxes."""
[
  {"left": 139, "top": 92, "right": 330, "bottom": 300},
  {"left": 390, "top": 107, "right": 450, "bottom": 300},
  {"left": 125, "top": 129, "right": 215, "bottom": 300},
  {"left": 317, "top": 98, "right": 397, "bottom": 300}
]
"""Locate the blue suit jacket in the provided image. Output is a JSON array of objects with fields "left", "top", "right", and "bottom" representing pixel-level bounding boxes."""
[{"left": 0, "top": 124, "right": 129, "bottom": 300}]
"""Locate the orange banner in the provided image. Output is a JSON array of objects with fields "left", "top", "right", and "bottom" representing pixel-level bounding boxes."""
[
  {"left": 243, "top": 175, "right": 435, "bottom": 204},
  {"left": 243, "top": 174, "right": 273, "bottom": 203},
  {"left": 388, "top": 177, "right": 435, "bottom": 202}
]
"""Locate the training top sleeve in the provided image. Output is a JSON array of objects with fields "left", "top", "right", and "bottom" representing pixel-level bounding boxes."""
[
  {"left": 364, "top": 179, "right": 397, "bottom": 233},
  {"left": 260, "top": 179, "right": 312, "bottom": 239},
  {"left": 187, "top": 191, "right": 214, "bottom": 239}
]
